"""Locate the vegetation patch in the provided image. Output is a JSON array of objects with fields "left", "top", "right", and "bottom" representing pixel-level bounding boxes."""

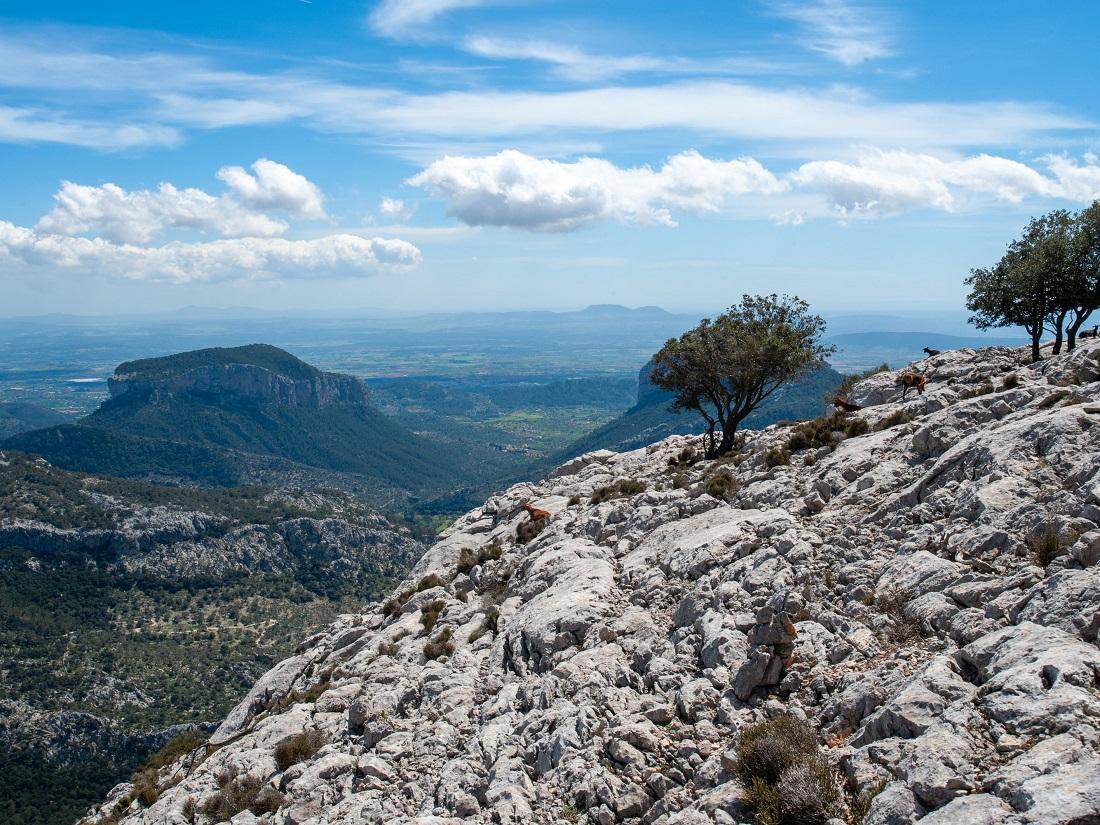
[
  {"left": 734, "top": 715, "right": 843, "bottom": 825},
  {"left": 786, "top": 416, "right": 844, "bottom": 453},
  {"left": 456, "top": 542, "right": 503, "bottom": 574},
  {"left": 764, "top": 448, "right": 791, "bottom": 468},
  {"left": 273, "top": 731, "right": 325, "bottom": 773},
  {"left": 200, "top": 772, "right": 265, "bottom": 822},
  {"left": 420, "top": 599, "right": 446, "bottom": 633},
  {"left": 516, "top": 517, "right": 548, "bottom": 544},
  {"left": 1026, "top": 520, "right": 1073, "bottom": 567},
  {"left": 590, "top": 478, "right": 647, "bottom": 504},
  {"left": 424, "top": 628, "right": 455, "bottom": 660}
]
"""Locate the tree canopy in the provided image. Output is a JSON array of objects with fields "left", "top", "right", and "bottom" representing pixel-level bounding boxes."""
[
  {"left": 967, "top": 203, "right": 1100, "bottom": 361},
  {"left": 650, "top": 294, "right": 834, "bottom": 458}
]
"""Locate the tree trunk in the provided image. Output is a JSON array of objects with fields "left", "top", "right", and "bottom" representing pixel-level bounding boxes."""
[
  {"left": 703, "top": 422, "right": 717, "bottom": 459},
  {"left": 1030, "top": 333, "right": 1042, "bottom": 363},
  {"left": 1066, "top": 309, "right": 1094, "bottom": 352},
  {"left": 1051, "top": 310, "right": 1067, "bottom": 354}
]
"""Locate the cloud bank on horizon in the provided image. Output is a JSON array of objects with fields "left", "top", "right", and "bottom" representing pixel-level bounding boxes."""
[{"left": 0, "top": 0, "right": 1097, "bottom": 308}]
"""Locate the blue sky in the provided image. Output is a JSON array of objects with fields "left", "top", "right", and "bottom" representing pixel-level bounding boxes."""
[{"left": 1, "top": 0, "right": 1098, "bottom": 316}]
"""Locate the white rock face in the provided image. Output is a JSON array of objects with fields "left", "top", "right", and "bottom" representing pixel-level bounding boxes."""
[{"left": 87, "top": 342, "right": 1100, "bottom": 825}]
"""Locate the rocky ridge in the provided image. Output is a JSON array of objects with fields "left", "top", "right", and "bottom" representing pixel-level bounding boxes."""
[
  {"left": 108, "top": 363, "right": 368, "bottom": 409},
  {"left": 87, "top": 341, "right": 1100, "bottom": 825}
]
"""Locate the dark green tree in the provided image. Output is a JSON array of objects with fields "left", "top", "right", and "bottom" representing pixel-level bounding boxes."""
[
  {"left": 968, "top": 204, "right": 1100, "bottom": 360},
  {"left": 1065, "top": 201, "right": 1100, "bottom": 350},
  {"left": 650, "top": 294, "right": 833, "bottom": 458}
]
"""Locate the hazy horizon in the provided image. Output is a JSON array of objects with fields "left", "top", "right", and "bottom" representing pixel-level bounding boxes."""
[{"left": 2, "top": 2, "right": 1099, "bottom": 316}]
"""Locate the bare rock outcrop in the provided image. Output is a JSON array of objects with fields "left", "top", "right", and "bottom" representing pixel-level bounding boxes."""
[{"left": 86, "top": 341, "right": 1100, "bottom": 825}]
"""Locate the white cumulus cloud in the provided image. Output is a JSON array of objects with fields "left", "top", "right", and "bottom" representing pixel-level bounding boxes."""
[
  {"left": 216, "top": 158, "right": 325, "bottom": 218},
  {"left": 0, "top": 221, "right": 421, "bottom": 283},
  {"left": 407, "top": 149, "right": 785, "bottom": 231},
  {"left": 788, "top": 149, "right": 1087, "bottom": 217},
  {"left": 378, "top": 196, "right": 413, "bottom": 219},
  {"left": 35, "top": 159, "right": 325, "bottom": 245},
  {"left": 409, "top": 148, "right": 1100, "bottom": 229}
]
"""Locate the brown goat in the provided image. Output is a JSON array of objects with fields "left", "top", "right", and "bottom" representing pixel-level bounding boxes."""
[
  {"left": 523, "top": 503, "right": 551, "bottom": 521},
  {"left": 1080, "top": 325, "right": 1099, "bottom": 339},
  {"left": 896, "top": 371, "right": 927, "bottom": 400},
  {"left": 831, "top": 397, "right": 863, "bottom": 413}
]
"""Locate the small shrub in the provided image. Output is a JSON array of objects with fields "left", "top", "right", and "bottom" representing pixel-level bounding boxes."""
[
  {"left": 251, "top": 787, "right": 286, "bottom": 814},
  {"left": 764, "top": 448, "right": 790, "bottom": 468},
  {"left": 377, "top": 639, "right": 399, "bottom": 657},
  {"left": 976, "top": 380, "right": 995, "bottom": 396},
  {"left": 182, "top": 796, "right": 196, "bottom": 822},
  {"left": 875, "top": 589, "right": 921, "bottom": 643},
  {"left": 772, "top": 758, "right": 843, "bottom": 824},
  {"left": 1027, "top": 521, "right": 1070, "bottom": 567},
  {"left": 420, "top": 599, "right": 446, "bottom": 632},
  {"left": 200, "top": 774, "right": 263, "bottom": 822},
  {"left": 848, "top": 778, "right": 888, "bottom": 824},
  {"left": 415, "top": 573, "right": 446, "bottom": 592},
  {"left": 457, "top": 541, "right": 504, "bottom": 574},
  {"left": 1002, "top": 372, "right": 1019, "bottom": 390},
  {"left": 672, "top": 473, "right": 689, "bottom": 489},
  {"left": 424, "top": 627, "right": 455, "bottom": 660},
  {"left": 132, "top": 769, "right": 160, "bottom": 807},
  {"left": 590, "top": 478, "right": 647, "bottom": 504},
  {"left": 702, "top": 470, "right": 740, "bottom": 501},
  {"left": 567, "top": 494, "right": 581, "bottom": 506},
  {"left": 273, "top": 730, "right": 325, "bottom": 772},
  {"left": 141, "top": 728, "right": 209, "bottom": 772},
  {"left": 874, "top": 409, "right": 912, "bottom": 431},
  {"left": 735, "top": 715, "right": 843, "bottom": 825},
  {"left": 734, "top": 715, "right": 819, "bottom": 787},
  {"left": 516, "top": 517, "right": 548, "bottom": 544},
  {"left": 786, "top": 417, "right": 841, "bottom": 453},
  {"left": 844, "top": 418, "right": 869, "bottom": 437},
  {"left": 293, "top": 679, "right": 330, "bottom": 705}
]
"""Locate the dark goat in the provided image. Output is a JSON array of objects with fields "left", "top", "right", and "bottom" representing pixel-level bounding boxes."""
[
  {"left": 1080, "top": 325, "right": 1099, "bottom": 339},
  {"left": 897, "top": 371, "right": 927, "bottom": 400},
  {"left": 923, "top": 347, "right": 941, "bottom": 357},
  {"left": 831, "top": 397, "right": 863, "bottom": 413}
]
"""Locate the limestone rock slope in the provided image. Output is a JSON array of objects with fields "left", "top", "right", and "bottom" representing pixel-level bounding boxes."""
[{"left": 87, "top": 341, "right": 1100, "bottom": 825}]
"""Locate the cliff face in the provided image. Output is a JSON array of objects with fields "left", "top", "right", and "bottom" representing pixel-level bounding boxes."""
[
  {"left": 86, "top": 341, "right": 1100, "bottom": 825},
  {"left": 108, "top": 363, "right": 369, "bottom": 409}
]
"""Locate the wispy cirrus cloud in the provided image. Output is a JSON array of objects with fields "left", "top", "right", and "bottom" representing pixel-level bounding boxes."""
[
  {"left": 461, "top": 36, "right": 793, "bottom": 82},
  {"left": 771, "top": 0, "right": 893, "bottom": 66},
  {"left": 368, "top": 0, "right": 496, "bottom": 38},
  {"left": 0, "top": 34, "right": 1088, "bottom": 153}
]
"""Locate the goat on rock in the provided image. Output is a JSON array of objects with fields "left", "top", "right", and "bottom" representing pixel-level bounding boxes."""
[
  {"left": 522, "top": 503, "right": 551, "bottom": 521},
  {"left": 896, "top": 371, "right": 928, "bottom": 400}
]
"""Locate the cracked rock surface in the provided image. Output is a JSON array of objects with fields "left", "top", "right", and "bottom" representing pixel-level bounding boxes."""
[{"left": 87, "top": 341, "right": 1100, "bottom": 825}]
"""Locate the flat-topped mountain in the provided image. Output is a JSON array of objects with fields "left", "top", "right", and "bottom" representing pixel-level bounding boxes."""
[
  {"left": 3, "top": 345, "right": 502, "bottom": 509},
  {"left": 84, "top": 340, "right": 1100, "bottom": 824},
  {"left": 108, "top": 345, "right": 369, "bottom": 409}
]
